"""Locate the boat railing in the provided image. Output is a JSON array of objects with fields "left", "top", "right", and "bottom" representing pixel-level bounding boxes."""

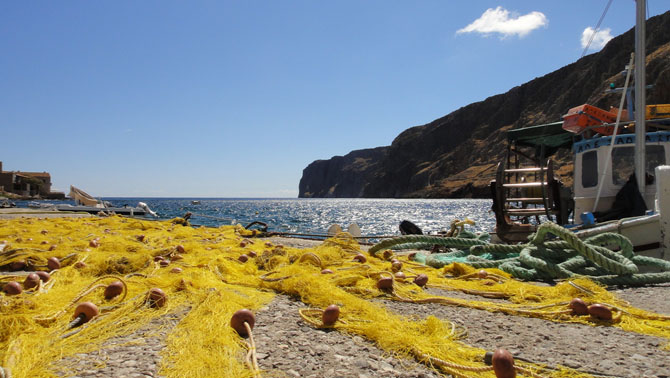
[{"left": 574, "top": 117, "right": 670, "bottom": 138}]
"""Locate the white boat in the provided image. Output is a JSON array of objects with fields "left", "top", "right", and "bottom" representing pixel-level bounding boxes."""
[
  {"left": 58, "top": 185, "right": 158, "bottom": 217},
  {"left": 492, "top": 0, "right": 670, "bottom": 263},
  {"left": 69, "top": 185, "right": 106, "bottom": 207}
]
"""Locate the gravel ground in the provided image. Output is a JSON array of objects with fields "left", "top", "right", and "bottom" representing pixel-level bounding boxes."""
[
  {"left": 253, "top": 295, "right": 440, "bottom": 378},
  {"left": 3, "top": 226, "right": 666, "bottom": 378},
  {"left": 381, "top": 287, "right": 670, "bottom": 378},
  {"left": 0, "top": 208, "right": 93, "bottom": 219},
  {"left": 55, "top": 283, "right": 670, "bottom": 378},
  {"left": 57, "top": 308, "right": 188, "bottom": 378}
]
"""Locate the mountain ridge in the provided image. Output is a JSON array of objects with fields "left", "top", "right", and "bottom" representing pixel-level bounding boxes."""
[{"left": 299, "top": 11, "right": 670, "bottom": 198}]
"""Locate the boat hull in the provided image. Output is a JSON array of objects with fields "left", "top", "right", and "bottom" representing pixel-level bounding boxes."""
[{"left": 55, "top": 205, "right": 147, "bottom": 216}]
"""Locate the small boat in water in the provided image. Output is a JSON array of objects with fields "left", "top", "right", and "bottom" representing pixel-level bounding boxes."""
[{"left": 0, "top": 199, "right": 16, "bottom": 208}]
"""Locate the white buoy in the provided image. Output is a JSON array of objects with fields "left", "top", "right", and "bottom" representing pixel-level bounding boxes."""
[
  {"left": 138, "top": 202, "right": 158, "bottom": 217},
  {"left": 347, "top": 223, "right": 362, "bottom": 237},
  {"left": 327, "top": 224, "right": 342, "bottom": 236}
]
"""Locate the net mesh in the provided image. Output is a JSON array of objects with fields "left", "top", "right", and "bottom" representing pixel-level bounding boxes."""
[{"left": 1, "top": 216, "right": 668, "bottom": 377}]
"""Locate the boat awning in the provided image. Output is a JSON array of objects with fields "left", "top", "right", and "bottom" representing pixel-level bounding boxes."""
[{"left": 507, "top": 121, "right": 574, "bottom": 154}]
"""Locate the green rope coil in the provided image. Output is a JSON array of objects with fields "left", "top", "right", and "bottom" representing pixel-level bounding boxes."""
[
  {"left": 530, "top": 223, "right": 638, "bottom": 275},
  {"left": 368, "top": 235, "right": 487, "bottom": 257},
  {"left": 370, "top": 221, "right": 670, "bottom": 285}
]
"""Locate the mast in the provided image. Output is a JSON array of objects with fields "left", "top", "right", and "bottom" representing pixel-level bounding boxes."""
[{"left": 634, "top": 0, "right": 646, "bottom": 196}]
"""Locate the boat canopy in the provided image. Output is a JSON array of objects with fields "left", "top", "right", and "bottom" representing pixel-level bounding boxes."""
[{"left": 507, "top": 121, "right": 573, "bottom": 155}]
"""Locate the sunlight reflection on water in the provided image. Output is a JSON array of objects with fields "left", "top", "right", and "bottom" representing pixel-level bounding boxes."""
[{"left": 100, "top": 198, "right": 494, "bottom": 236}]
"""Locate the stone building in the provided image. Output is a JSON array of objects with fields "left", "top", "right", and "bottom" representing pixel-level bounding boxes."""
[{"left": 0, "top": 161, "right": 65, "bottom": 199}]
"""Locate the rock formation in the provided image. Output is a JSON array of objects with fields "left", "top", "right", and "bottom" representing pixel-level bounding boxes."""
[{"left": 299, "top": 11, "right": 670, "bottom": 198}]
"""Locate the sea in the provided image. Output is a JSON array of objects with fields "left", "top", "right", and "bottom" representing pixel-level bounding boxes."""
[{"left": 15, "top": 198, "right": 494, "bottom": 238}]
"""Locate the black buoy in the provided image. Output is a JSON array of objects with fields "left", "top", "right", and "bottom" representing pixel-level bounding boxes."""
[{"left": 399, "top": 220, "right": 423, "bottom": 235}]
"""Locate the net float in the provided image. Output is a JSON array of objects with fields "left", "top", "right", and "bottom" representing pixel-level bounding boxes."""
[
  {"left": 382, "top": 250, "right": 393, "bottom": 260},
  {"left": 376, "top": 277, "right": 394, "bottom": 290},
  {"left": 74, "top": 261, "right": 87, "bottom": 269},
  {"left": 176, "top": 279, "right": 189, "bottom": 291},
  {"left": 394, "top": 271, "right": 406, "bottom": 280},
  {"left": 136, "top": 234, "right": 145, "bottom": 242},
  {"left": 41, "top": 229, "right": 48, "bottom": 235},
  {"left": 322, "top": 304, "right": 340, "bottom": 326},
  {"left": 477, "top": 270, "right": 488, "bottom": 279},
  {"left": 588, "top": 304, "right": 613, "bottom": 320},
  {"left": 9, "top": 261, "right": 27, "bottom": 271},
  {"left": 239, "top": 241, "right": 248, "bottom": 247},
  {"left": 176, "top": 245, "right": 186, "bottom": 253},
  {"left": 3, "top": 281, "right": 22, "bottom": 295},
  {"left": 41, "top": 240, "right": 49, "bottom": 245},
  {"left": 171, "top": 254, "right": 183, "bottom": 261},
  {"left": 353, "top": 254, "right": 367, "bottom": 263},
  {"left": 104, "top": 281, "right": 124, "bottom": 300},
  {"left": 159, "top": 260, "right": 170, "bottom": 267},
  {"left": 247, "top": 251, "right": 257, "bottom": 258},
  {"left": 49, "top": 244, "right": 57, "bottom": 251},
  {"left": 491, "top": 348, "right": 516, "bottom": 378},
  {"left": 171, "top": 267, "right": 183, "bottom": 273},
  {"left": 89, "top": 239, "right": 99, "bottom": 248},
  {"left": 321, "top": 269, "right": 334, "bottom": 274},
  {"left": 413, "top": 274, "right": 428, "bottom": 287},
  {"left": 569, "top": 298, "right": 589, "bottom": 315},
  {"left": 391, "top": 261, "right": 403, "bottom": 272},
  {"left": 408, "top": 252, "right": 417, "bottom": 260},
  {"left": 70, "top": 302, "right": 99, "bottom": 328},
  {"left": 36, "top": 271, "right": 50, "bottom": 282},
  {"left": 146, "top": 288, "right": 167, "bottom": 308},
  {"left": 23, "top": 273, "right": 41, "bottom": 290},
  {"left": 230, "top": 309, "right": 255, "bottom": 336},
  {"left": 47, "top": 257, "right": 61, "bottom": 271},
  {"left": 238, "top": 254, "right": 249, "bottom": 263}
]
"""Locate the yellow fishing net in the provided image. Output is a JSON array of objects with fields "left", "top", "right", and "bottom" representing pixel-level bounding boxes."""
[{"left": 0, "top": 216, "right": 669, "bottom": 378}]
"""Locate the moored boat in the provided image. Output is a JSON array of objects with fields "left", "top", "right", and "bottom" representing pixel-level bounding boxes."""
[
  {"left": 491, "top": 0, "right": 670, "bottom": 264},
  {"left": 56, "top": 185, "right": 158, "bottom": 217}
]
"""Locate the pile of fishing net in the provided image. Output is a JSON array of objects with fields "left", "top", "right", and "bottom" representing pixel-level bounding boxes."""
[{"left": 1, "top": 216, "right": 670, "bottom": 377}]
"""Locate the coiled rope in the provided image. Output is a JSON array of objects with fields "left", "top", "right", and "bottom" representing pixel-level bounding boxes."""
[{"left": 370, "top": 221, "right": 670, "bottom": 285}]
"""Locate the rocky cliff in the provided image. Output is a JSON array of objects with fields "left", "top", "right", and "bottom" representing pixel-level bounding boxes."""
[{"left": 299, "top": 11, "right": 670, "bottom": 198}]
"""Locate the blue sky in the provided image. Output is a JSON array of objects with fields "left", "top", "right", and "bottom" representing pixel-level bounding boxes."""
[{"left": 2, "top": 1, "right": 669, "bottom": 197}]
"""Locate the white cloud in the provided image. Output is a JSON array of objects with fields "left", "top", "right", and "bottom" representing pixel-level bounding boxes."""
[
  {"left": 456, "top": 6, "right": 548, "bottom": 38},
  {"left": 581, "top": 27, "right": 613, "bottom": 51}
]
